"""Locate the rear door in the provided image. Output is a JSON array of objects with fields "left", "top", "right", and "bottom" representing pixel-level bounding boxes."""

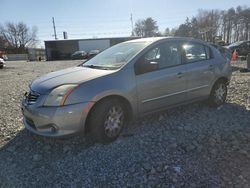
[
  {"left": 183, "top": 42, "right": 215, "bottom": 100},
  {"left": 135, "top": 40, "right": 188, "bottom": 114}
]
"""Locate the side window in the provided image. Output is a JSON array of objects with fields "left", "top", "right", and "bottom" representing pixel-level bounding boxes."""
[
  {"left": 135, "top": 46, "right": 161, "bottom": 75},
  {"left": 145, "top": 47, "right": 160, "bottom": 61},
  {"left": 183, "top": 43, "right": 209, "bottom": 63},
  {"left": 135, "top": 41, "right": 183, "bottom": 75},
  {"left": 158, "top": 42, "right": 182, "bottom": 69}
]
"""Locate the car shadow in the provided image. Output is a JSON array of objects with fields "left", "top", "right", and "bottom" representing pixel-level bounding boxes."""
[{"left": 0, "top": 129, "right": 96, "bottom": 163}]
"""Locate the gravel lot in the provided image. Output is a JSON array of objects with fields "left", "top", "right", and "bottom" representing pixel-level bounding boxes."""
[{"left": 0, "top": 60, "right": 250, "bottom": 187}]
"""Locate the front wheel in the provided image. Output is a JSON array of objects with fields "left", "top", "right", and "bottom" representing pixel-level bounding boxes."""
[
  {"left": 88, "top": 99, "right": 126, "bottom": 143},
  {"left": 208, "top": 80, "right": 228, "bottom": 107}
]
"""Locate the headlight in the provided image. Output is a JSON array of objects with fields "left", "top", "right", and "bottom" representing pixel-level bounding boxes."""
[{"left": 44, "top": 84, "right": 78, "bottom": 106}]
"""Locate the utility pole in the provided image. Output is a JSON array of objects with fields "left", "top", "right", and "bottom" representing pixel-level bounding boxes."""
[
  {"left": 130, "top": 13, "right": 134, "bottom": 36},
  {"left": 52, "top": 17, "right": 58, "bottom": 40}
]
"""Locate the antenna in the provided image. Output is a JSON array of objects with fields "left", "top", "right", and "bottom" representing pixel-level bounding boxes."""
[
  {"left": 52, "top": 17, "right": 58, "bottom": 40},
  {"left": 130, "top": 13, "right": 134, "bottom": 36}
]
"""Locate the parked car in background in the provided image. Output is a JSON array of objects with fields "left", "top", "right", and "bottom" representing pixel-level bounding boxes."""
[
  {"left": 0, "top": 53, "right": 7, "bottom": 68},
  {"left": 0, "top": 58, "right": 5, "bottom": 68},
  {"left": 71, "top": 51, "right": 87, "bottom": 60},
  {"left": 22, "top": 37, "right": 232, "bottom": 143},
  {"left": 88, "top": 49, "right": 100, "bottom": 59},
  {"left": 227, "top": 41, "right": 250, "bottom": 57},
  {"left": 215, "top": 40, "right": 226, "bottom": 46}
]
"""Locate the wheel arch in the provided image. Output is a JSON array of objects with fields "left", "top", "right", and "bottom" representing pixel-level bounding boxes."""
[
  {"left": 209, "top": 76, "right": 229, "bottom": 96},
  {"left": 84, "top": 95, "right": 134, "bottom": 134},
  {"left": 213, "top": 77, "right": 230, "bottom": 86}
]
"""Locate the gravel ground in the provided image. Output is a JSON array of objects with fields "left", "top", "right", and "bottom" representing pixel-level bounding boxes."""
[{"left": 0, "top": 60, "right": 250, "bottom": 187}]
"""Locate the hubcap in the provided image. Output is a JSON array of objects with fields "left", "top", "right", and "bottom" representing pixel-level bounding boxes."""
[
  {"left": 104, "top": 106, "right": 124, "bottom": 138},
  {"left": 215, "top": 84, "right": 226, "bottom": 103}
]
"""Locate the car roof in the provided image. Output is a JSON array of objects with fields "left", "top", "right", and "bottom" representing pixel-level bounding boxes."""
[
  {"left": 124, "top": 37, "right": 167, "bottom": 43},
  {"left": 124, "top": 36, "right": 206, "bottom": 44}
]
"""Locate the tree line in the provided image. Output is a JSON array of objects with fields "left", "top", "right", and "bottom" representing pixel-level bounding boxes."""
[{"left": 133, "top": 5, "right": 250, "bottom": 44}]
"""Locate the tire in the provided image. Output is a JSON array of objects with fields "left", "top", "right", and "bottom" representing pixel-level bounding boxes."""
[
  {"left": 88, "top": 99, "right": 126, "bottom": 143},
  {"left": 208, "top": 80, "right": 227, "bottom": 107}
]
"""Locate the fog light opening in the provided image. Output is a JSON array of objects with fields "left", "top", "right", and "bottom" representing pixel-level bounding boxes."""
[{"left": 49, "top": 124, "right": 58, "bottom": 133}]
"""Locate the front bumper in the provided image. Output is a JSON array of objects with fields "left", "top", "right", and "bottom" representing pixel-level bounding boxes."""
[{"left": 21, "top": 99, "right": 94, "bottom": 137}]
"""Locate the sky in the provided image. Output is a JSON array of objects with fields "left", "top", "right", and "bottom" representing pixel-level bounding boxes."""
[{"left": 1, "top": 0, "right": 250, "bottom": 47}]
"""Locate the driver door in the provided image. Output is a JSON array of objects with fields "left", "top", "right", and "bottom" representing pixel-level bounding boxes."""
[{"left": 135, "top": 41, "right": 188, "bottom": 114}]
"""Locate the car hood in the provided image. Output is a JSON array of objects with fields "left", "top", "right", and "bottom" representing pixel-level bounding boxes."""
[{"left": 30, "top": 66, "right": 114, "bottom": 94}]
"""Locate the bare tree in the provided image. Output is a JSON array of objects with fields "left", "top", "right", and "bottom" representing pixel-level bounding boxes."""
[
  {"left": 174, "top": 18, "right": 193, "bottom": 37},
  {"left": 0, "top": 36, "right": 7, "bottom": 48},
  {"left": 174, "top": 5, "right": 250, "bottom": 44},
  {"left": 241, "top": 7, "right": 250, "bottom": 40},
  {"left": 0, "top": 22, "right": 38, "bottom": 51},
  {"left": 194, "top": 9, "right": 221, "bottom": 42}
]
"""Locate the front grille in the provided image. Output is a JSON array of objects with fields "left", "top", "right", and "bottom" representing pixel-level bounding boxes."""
[{"left": 25, "top": 91, "right": 40, "bottom": 105}]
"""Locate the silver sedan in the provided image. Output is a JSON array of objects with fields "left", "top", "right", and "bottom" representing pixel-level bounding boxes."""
[{"left": 21, "top": 37, "right": 232, "bottom": 143}]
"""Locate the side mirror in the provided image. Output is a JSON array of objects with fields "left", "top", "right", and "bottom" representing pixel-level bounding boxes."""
[
  {"left": 135, "top": 59, "right": 159, "bottom": 75},
  {"left": 149, "top": 61, "right": 158, "bottom": 65}
]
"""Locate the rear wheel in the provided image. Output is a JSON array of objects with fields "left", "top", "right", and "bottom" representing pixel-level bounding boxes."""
[
  {"left": 88, "top": 99, "right": 126, "bottom": 143},
  {"left": 209, "top": 80, "right": 227, "bottom": 107}
]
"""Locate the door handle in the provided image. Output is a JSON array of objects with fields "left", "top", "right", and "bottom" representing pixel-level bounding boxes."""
[{"left": 177, "top": 72, "right": 182, "bottom": 78}]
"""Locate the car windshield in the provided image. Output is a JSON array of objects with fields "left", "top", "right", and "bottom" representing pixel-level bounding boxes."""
[{"left": 82, "top": 42, "right": 148, "bottom": 70}]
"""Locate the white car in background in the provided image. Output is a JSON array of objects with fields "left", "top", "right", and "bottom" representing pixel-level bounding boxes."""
[{"left": 0, "top": 58, "right": 5, "bottom": 69}]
